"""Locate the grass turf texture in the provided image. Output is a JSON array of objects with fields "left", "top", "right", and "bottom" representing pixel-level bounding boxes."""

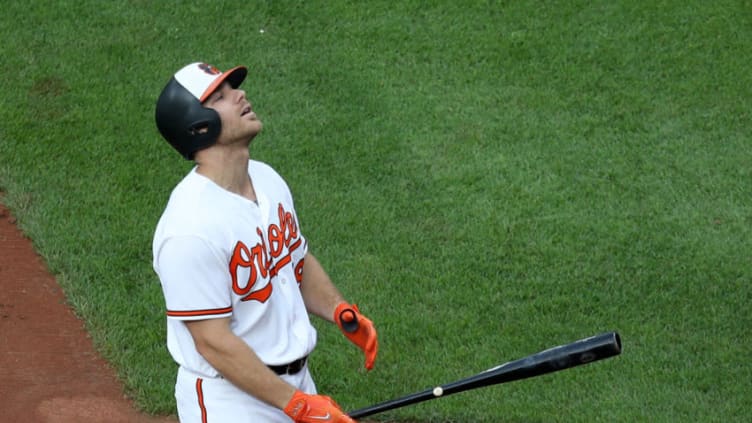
[{"left": 1, "top": 0, "right": 750, "bottom": 421}]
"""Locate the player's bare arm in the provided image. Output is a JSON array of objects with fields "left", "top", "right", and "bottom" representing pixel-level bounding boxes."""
[
  {"left": 183, "top": 317, "right": 295, "bottom": 409},
  {"left": 299, "top": 253, "right": 347, "bottom": 321},
  {"left": 300, "top": 252, "right": 379, "bottom": 370}
]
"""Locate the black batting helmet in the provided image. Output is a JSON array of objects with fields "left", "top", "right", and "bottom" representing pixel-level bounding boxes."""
[{"left": 155, "top": 62, "right": 247, "bottom": 160}]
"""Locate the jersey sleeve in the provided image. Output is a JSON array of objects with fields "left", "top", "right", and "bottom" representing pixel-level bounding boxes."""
[{"left": 155, "top": 235, "right": 233, "bottom": 320}]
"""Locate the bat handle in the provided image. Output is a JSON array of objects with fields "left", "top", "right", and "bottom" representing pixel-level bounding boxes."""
[{"left": 338, "top": 308, "right": 359, "bottom": 333}]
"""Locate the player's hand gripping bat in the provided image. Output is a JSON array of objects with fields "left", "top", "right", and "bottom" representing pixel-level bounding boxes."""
[{"left": 348, "top": 331, "right": 622, "bottom": 419}]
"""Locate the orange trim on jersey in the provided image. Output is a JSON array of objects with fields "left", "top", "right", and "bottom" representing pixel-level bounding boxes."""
[
  {"left": 270, "top": 254, "right": 291, "bottom": 277},
  {"left": 166, "top": 306, "right": 233, "bottom": 317},
  {"left": 196, "top": 378, "right": 208, "bottom": 423},
  {"left": 269, "top": 238, "right": 303, "bottom": 277},
  {"left": 289, "top": 238, "right": 303, "bottom": 252}
]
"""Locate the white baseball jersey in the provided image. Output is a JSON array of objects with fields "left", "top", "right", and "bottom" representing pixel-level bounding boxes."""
[{"left": 152, "top": 160, "right": 317, "bottom": 378}]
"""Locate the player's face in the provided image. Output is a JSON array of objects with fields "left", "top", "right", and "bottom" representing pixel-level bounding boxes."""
[{"left": 204, "top": 82, "right": 262, "bottom": 143}]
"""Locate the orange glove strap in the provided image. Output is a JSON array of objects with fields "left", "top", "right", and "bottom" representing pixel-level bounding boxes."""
[
  {"left": 334, "top": 302, "right": 379, "bottom": 370},
  {"left": 284, "top": 390, "right": 356, "bottom": 423}
]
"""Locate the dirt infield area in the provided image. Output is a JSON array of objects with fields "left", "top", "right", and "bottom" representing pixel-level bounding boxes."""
[{"left": 0, "top": 202, "right": 177, "bottom": 423}]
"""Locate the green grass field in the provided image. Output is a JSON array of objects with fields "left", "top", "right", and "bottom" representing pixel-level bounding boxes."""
[{"left": 1, "top": 1, "right": 750, "bottom": 421}]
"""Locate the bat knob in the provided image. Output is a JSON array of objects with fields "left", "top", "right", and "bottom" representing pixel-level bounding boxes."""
[{"left": 338, "top": 309, "right": 359, "bottom": 333}]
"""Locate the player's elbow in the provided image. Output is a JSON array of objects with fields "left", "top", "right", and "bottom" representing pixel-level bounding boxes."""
[{"left": 184, "top": 318, "right": 234, "bottom": 359}]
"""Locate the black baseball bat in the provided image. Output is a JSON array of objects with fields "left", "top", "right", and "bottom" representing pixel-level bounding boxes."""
[{"left": 348, "top": 331, "right": 621, "bottom": 419}]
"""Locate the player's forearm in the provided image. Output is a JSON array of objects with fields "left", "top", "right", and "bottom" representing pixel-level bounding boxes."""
[
  {"left": 192, "top": 326, "right": 296, "bottom": 409},
  {"left": 300, "top": 252, "right": 347, "bottom": 322}
]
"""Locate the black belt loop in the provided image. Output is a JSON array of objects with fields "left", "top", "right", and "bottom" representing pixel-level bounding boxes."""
[{"left": 268, "top": 355, "right": 308, "bottom": 375}]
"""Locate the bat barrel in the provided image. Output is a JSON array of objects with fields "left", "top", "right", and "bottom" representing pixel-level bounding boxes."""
[
  {"left": 444, "top": 331, "right": 621, "bottom": 395},
  {"left": 348, "top": 331, "right": 621, "bottom": 419}
]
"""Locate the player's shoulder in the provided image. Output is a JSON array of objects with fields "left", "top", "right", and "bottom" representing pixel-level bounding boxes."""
[
  {"left": 160, "top": 169, "right": 218, "bottom": 221},
  {"left": 248, "top": 159, "right": 280, "bottom": 177},
  {"left": 248, "top": 159, "right": 289, "bottom": 187},
  {"left": 169, "top": 168, "right": 212, "bottom": 202},
  {"left": 154, "top": 171, "right": 223, "bottom": 245}
]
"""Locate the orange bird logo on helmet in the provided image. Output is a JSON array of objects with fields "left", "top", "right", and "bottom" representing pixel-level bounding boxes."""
[{"left": 198, "top": 63, "right": 221, "bottom": 75}]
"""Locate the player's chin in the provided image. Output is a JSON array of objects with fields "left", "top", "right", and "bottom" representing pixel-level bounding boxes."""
[
  {"left": 246, "top": 121, "right": 263, "bottom": 139},
  {"left": 243, "top": 115, "right": 262, "bottom": 127}
]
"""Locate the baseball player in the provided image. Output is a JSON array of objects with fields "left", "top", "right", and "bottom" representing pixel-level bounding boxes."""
[{"left": 152, "top": 62, "right": 378, "bottom": 423}]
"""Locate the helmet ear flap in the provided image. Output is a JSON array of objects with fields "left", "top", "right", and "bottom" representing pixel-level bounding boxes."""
[
  {"left": 183, "top": 116, "right": 221, "bottom": 159},
  {"left": 155, "top": 78, "right": 222, "bottom": 160}
]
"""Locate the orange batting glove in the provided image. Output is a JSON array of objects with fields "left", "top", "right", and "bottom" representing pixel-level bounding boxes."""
[
  {"left": 334, "top": 302, "right": 378, "bottom": 370},
  {"left": 284, "top": 390, "right": 357, "bottom": 423}
]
